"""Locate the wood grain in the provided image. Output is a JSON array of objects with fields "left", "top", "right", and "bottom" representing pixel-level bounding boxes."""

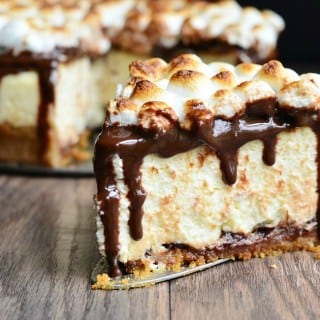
[
  {"left": 170, "top": 253, "right": 320, "bottom": 320},
  {"left": 0, "top": 176, "right": 169, "bottom": 320},
  {"left": 0, "top": 175, "right": 319, "bottom": 320}
]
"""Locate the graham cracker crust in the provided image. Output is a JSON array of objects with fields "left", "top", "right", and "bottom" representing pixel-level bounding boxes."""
[
  {"left": 126, "top": 223, "right": 320, "bottom": 277},
  {"left": 0, "top": 123, "right": 40, "bottom": 164},
  {"left": 92, "top": 215, "right": 320, "bottom": 289},
  {"left": 0, "top": 122, "right": 91, "bottom": 167}
]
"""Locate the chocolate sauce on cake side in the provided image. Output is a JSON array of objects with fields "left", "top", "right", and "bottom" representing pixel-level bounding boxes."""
[
  {"left": 0, "top": 49, "right": 85, "bottom": 165},
  {"left": 94, "top": 97, "right": 320, "bottom": 277}
]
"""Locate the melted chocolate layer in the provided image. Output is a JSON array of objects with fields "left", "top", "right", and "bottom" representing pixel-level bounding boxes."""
[
  {"left": 94, "top": 99, "right": 320, "bottom": 277},
  {"left": 152, "top": 40, "right": 277, "bottom": 64}
]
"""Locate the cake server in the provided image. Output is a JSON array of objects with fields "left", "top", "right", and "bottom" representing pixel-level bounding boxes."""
[{"left": 91, "top": 257, "right": 230, "bottom": 290}]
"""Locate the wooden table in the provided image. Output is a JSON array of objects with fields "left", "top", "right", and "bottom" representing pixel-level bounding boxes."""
[{"left": 1, "top": 175, "right": 319, "bottom": 320}]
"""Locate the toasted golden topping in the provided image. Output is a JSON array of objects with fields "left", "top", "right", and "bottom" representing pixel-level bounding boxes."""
[
  {"left": 129, "top": 58, "right": 168, "bottom": 81},
  {"left": 182, "top": 99, "right": 213, "bottom": 130},
  {"left": 109, "top": 54, "right": 320, "bottom": 129},
  {"left": 0, "top": 0, "right": 109, "bottom": 55},
  {"left": 138, "top": 101, "right": 178, "bottom": 132},
  {"left": 1, "top": 0, "right": 284, "bottom": 58}
]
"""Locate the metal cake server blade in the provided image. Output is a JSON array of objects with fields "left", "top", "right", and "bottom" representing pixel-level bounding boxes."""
[{"left": 91, "top": 257, "right": 230, "bottom": 290}]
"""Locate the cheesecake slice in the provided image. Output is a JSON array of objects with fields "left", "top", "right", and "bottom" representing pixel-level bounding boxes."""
[
  {"left": 93, "top": 54, "right": 320, "bottom": 285},
  {"left": 0, "top": 1, "right": 111, "bottom": 166},
  {"left": 0, "top": 0, "right": 284, "bottom": 167}
]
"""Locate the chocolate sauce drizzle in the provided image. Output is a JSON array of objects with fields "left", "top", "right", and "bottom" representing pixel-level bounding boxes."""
[{"left": 94, "top": 98, "right": 320, "bottom": 277}]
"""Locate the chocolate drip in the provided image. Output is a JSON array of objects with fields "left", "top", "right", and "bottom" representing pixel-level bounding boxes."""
[
  {"left": 37, "top": 63, "right": 56, "bottom": 164},
  {"left": 95, "top": 154, "right": 122, "bottom": 277},
  {"left": 94, "top": 101, "right": 320, "bottom": 277},
  {"left": 121, "top": 137, "right": 148, "bottom": 240},
  {"left": 262, "top": 135, "right": 277, "bottom": 166},
  {"left": 310, "top": 112, "right": 320, "bottom": 239},
  {"left": 195, "top": 117, "right": 285, "bottom": 184}
]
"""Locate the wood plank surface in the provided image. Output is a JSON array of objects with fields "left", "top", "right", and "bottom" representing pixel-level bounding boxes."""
[{"left": 0, "top": 175, "right": 319, "bottom": 320}]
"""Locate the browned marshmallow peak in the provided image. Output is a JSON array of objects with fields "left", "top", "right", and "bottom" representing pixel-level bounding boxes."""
[
  {"left": 94, "top": 55, "right": 320, "bottom": 277},
  {"left": 0, "top": 0, "right": 284, "bottom": 61}
]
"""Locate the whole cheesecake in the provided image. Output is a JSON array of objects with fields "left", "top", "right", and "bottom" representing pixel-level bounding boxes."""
[
  {"left": 93, "top": 54, "right": 320, "bottom": 287},
  {"left": 0, "top": 0, "right": 284, "bottom": 167}
]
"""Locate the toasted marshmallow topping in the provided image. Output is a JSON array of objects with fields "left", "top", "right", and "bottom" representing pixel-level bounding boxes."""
[
  {"left": 1, "top": 0, "right": 283, "bottom": 58},
  {"left": 99, "top": 0, "right": 284, "bottom": 58},
  {"left": 0, "top": 0, "right": 110, "bottom": 55},
  {"left": 109, "top": 54, "right": 320, "bottom": 128}
]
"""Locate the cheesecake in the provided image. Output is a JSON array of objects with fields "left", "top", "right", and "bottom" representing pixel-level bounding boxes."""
[
  {"left": 0, "top": 0, "right": 111, "bottom": 166},
  {"left": 0, "top": 0, "right": 284, "bottom": 167},
  {"left": 93, "top": 54, "right": 320, "bottom": 285}
]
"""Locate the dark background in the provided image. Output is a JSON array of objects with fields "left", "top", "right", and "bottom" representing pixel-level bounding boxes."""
[{"left": 238, "top": 0, "right": 320, "bottom": 71}]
